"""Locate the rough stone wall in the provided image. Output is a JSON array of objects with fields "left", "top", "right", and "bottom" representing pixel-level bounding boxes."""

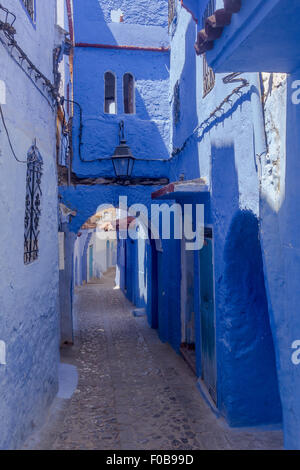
[{"left": 0, "top": 0, "right": 60, "bottom": 449}]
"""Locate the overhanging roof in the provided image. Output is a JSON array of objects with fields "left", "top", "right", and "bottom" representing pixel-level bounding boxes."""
[
  {"left": 199, "top": 0, "right": 300, "bottom": 73},
  {"left": 195, "top": 0, "right": 242, "bottom": 56}
]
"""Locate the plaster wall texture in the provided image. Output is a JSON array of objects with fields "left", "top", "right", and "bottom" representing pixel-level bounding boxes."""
[
  {"left": 0, "top": 0, "right": 60, "bottom": 449},
  {"left": 56, "top": 0, "right": 73, "bottom": 166},
  {"left": 168, "top": 4, "right": 282, "bottom": 427},
  {"left": 71, "top": 0, "right": 170, "bottom": 179},
  {"left": 75, "top": 0, "right": 168, "bottom": 31},
  {"left": 73, "top": 229, "right": 92, "bottom": 286},
  {"left": 59, "top": 224, "right": 76, "bottom": 344},
  {"left": 72, "top": 48, "right": 170, "bottom": 178},
  {"left": 180, "top": 0, "right": 300, "bottom": 448},
  {"left": 123, "top": 223, "right": 149, "bottom": 309},
  {"left": 259, "top": 71, "right": 300, "bottom": 449},
  {"left": 88, "top": 231, "right": 117, "bottom": 279},
  {"left": 57, "top": 0, "right": 70, "bottom": 31},
  {"left": 59, "top": 185, "right": 163, "bottom": 233}
]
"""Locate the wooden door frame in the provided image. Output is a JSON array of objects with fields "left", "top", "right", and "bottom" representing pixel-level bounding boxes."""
[{"left": 199, "top": 224, "right": 217, "bottom": 404}]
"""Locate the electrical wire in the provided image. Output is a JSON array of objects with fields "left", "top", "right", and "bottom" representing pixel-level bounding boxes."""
[
  {"left": 171, "top": 73, "right": 250, "bottom": 157},
  {"left": 0, "top": 5, "right": 58, "bottom": 108},
  {"left": 0, "top": 103, "right": 28, "bottom": 163}
]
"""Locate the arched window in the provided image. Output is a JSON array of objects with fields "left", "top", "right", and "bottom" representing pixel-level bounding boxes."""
[
  {"left": 24, "top": 144, "right": 43, "bottom": 264},
  {"left": 123, "top": 73, "right": 135, "bottom": 114},
  {"left": 104, "top": 71, "right": 117, "bottom": 114}
]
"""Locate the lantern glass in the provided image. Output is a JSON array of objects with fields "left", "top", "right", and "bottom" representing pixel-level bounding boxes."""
[
  {"left": 111, "top": 122, "right": 135, "bottom": 179},
  {"left": 112, "top": 152, "right": 135, "bottom": 178},
  {"left": 113, "top": 157, "right": 128, "bottom": 177}
]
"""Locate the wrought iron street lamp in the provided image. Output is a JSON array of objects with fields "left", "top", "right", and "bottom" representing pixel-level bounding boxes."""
[{"left": 111, "top": 121, "right": 135, "bottom": 180}]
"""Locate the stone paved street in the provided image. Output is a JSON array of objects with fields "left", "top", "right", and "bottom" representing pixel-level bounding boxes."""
[{"left": 23, "top": 270, "right": 283, "bottom": 450}]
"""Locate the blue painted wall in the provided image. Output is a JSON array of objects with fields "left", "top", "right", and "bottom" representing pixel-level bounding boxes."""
[
  {"left": 72, "top": 0, "right": 170, "bottom": 179},
  {"left": 62, "top": 0, "right": 171, "bottom": 335},
  {"left": 184, "top": 0, "right": 300, "bottom": 449},
  {"left": 0, "top": 0, "right": 60, "bottom": 449},
  {"left": 204, "top": 0, "right": 300, "bottom": 73},
  {"left": 59, "top": 185, "right": 163, "bottom": 232},
  {"left": 258, "top": 70, "right": 300, "bottom": 449},
  {"left": 167, "top": 2, "right": 282, "bottom": 427},
  {"left": 63, "top": 0, "right": 288, "bottom": 442}
]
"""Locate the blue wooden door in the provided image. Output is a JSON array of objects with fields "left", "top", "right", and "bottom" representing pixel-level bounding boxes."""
[
  {"left": 199, "top": 237, "right": 217, "bottom": 403},
  {"left": 157, "top": 251, "right": 168, "bottom": 341},
  {"left": 89, "top": 245, "right": 93, "bottom": 279},
  {"left": 185, "top": 250, "right": 195, "bottom": 345}
]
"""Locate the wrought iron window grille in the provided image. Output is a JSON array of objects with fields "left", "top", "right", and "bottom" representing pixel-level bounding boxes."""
[
  {"left": 173, "top": 80, "right": 180, "bottom": 125},
  {"left": 24, "top": 144, "right": 43, "bottom": 265},
  {"left": 22, "top": 0, "right": 35, "bottom": 22},
  {"left": 202, "top": 0, "right": 216, "bottom": 97},
  {"left": 168, "top": 0, "right": 176, "bottom": 28}
]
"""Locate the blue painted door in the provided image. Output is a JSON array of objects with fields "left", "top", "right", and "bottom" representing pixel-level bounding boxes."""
[
  {"left": 148, "top": 239, "right": 158, "bottom": 329},
  {"left": 199, "top": 237, "right": 217, "bottom": 403},
  {"left": 89, "top": 245, "right": 93, "bottom": 280},
  {"left": 157, "top": 251, "right": 167, "bottom": 341},
  {"left": 185, "top": 250, "right": 195, "bottom": 346}
]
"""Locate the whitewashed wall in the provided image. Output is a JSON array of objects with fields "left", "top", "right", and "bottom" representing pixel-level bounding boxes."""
[{"left": 0, "top": 0, "right": 60, "bottom": 449}]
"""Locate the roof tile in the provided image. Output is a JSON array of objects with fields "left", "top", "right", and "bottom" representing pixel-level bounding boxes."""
[{"left": 195, "top": 0, "right": 242, "bottom": 56}]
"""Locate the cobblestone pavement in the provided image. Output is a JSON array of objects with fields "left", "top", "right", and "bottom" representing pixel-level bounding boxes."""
[{"left": 24, "top": 269, "right": 284, "bottom": 450}]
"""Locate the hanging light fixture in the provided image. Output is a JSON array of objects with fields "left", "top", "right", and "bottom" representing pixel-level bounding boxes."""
[{"left": 111, "top": 121, "right": 135, "bottom": 180}]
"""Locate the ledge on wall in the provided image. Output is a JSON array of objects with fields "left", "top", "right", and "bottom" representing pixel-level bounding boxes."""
[
  {"left": 58, "top": 165, "right": 169, "bottom": 187},
  {"left": 151, "top": 178, "right": 209, "bottom": 201}
]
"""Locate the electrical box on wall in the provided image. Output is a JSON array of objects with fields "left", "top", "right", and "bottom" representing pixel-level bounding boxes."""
[
  {"left": 59, "top": 232, "right": 65, "bottom": 271},
  {"left": 0, "top": 341, "right": 6, "bottom": 365},
  {"left": 0, "top": 80, "right": 6, "bottom": 104}
]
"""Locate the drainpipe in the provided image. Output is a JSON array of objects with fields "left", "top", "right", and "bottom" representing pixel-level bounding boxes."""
[{"left": 251, "top": 72, "right": 268, "bottom": 185}]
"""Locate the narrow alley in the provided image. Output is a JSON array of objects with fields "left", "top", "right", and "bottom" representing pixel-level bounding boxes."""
[
  {"left": 3, "top": 0, "right": 300, "bottom": 452},
  {"left": 24, "top": 270, "right": 283, "bottom": 451}
]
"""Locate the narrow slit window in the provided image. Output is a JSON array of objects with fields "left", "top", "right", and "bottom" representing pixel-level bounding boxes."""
[
  {"left": 168, "top": 0, "right": 176, "bottom": 28},
  {"left": 24, "top": 144, "right": 43, "bottom": 265},
  {"left": 22, "top": 0, "right": 35, "bottom": 21},
  {"left": 104, "top": 72, "right": 117, "bottom": 114},
  {"left": 123, "top": 73, "right": 135, "bottom": 114},
  {"left": 202, "top": 0, "right": 216, "bottom": 97}
]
